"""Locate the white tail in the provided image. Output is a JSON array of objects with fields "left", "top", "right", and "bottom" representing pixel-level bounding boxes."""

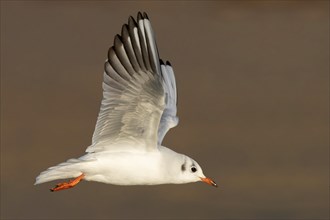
[{"left": 35, "top": 158, "right": 85, "bottom": 185}]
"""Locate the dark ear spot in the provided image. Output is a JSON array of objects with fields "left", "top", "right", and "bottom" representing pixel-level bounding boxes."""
[{"left": 181, "top": 163, "right": 186, "bottom": 171}]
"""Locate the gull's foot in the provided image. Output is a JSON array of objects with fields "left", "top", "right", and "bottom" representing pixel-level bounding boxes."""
[{"left": 50, "top": 173, "right": 85, "bottom": 192}]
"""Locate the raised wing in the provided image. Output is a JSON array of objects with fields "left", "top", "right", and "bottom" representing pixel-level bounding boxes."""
[
  {"left": 158, "top": 60, "right": 179, "bottom": 145},
  {"left": 86, "top": 12, "right": 165, "bottom": 153}
]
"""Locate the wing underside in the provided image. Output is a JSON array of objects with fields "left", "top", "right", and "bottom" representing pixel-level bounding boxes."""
[{"left": 86, "top": 12, "right": 178, "bottom": 153}]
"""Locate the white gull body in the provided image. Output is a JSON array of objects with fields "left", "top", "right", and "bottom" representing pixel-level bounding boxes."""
[{"left": 35, "top": 12, "right": 216, "bottom": 189}]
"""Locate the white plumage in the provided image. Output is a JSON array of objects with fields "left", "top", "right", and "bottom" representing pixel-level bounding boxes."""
[{"left": 35, "top": 12, "right": 216, "bottom": 190}]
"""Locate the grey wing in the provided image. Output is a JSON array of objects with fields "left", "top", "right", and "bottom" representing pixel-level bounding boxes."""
[
  {"left": 86, "top": 12, "right": 165, "bottom": 153},
  {"left": 157, "top": 60, "right": 179, "bottom": 145}
]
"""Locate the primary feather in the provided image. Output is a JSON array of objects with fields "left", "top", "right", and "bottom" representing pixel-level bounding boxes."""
[{"left": 86, "top": 12, "right": 178, "bottom": 153}]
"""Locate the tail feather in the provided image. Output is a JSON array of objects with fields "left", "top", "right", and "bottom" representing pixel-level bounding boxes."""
[{"left": 35, "top": 158, "right": 89, "bottom": 185}]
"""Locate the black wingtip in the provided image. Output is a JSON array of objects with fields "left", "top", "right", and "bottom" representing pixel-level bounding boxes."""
[
  {"left": 114, "top": 34, "right": 123, "bottom": 47},
  {"left": 137, "top": 12, "right": 143, "bottom": 21},
  {"left": 121, "top": 24, "right": 129, "bottom": 36},
  {"left": 115, "top": 34, "right": 122, "bottom": 40},
  {"left": 128, "top": 16, "right": 137, "bottom": 26},
  {"left": 160, "top": 59, "right": 164, "bottom": 65},
  {"left": 166, "top": 61, "right": 172, "bottom": 66},
  {"left": 114, "top": 34, "right": 120, "bottom": 39},
  {"left": 143, "top": 12, "right": 149, "bottom": 19}
]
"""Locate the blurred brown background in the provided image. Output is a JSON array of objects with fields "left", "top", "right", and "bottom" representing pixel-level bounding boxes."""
[{"left": 1, "top": 1, "right": 329, "bottom": 219}]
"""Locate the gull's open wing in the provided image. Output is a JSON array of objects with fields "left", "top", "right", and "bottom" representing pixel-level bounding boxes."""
[
  {"left": 158, "top": 60, "right": 179, "bottom": 145},
  {"left": 86, "top": 12, "right": 165, "bottom": 153}
]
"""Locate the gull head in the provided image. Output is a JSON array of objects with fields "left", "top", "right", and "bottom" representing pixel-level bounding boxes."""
[{"left": 178, "top": 155, "right": 217, "bottom": 187}]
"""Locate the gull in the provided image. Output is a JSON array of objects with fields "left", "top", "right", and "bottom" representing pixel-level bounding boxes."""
[{"left": 35, "top": 12, "right": 217, "bottom": 192}]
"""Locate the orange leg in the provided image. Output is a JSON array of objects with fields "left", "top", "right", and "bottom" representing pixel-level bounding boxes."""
[{"left": 50, "top": 173, "right": 85, "bottom": 192}]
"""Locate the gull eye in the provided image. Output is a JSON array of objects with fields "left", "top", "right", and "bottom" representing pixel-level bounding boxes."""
[{"left": 191, "top": 166, "right": 197, "bottom": 173}]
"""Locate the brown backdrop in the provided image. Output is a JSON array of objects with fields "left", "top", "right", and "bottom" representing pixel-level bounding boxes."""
[{"left": 1, "top": 1, "right": 329, "bottom": 219}]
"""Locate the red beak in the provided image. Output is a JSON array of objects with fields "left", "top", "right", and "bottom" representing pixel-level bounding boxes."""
[{"left": 200, "top": 177, "right": 218, "bottom": 187}]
